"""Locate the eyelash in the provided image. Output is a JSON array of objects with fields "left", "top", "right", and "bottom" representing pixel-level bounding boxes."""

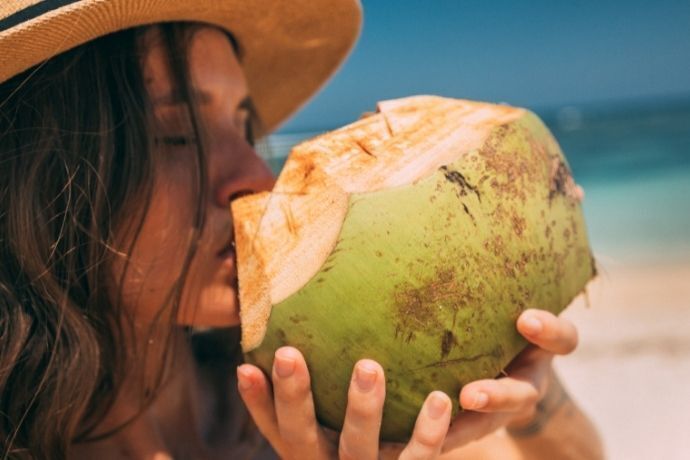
[
  {"left": 155, "top": 116, "right": 254, "bottom": 148},
  {"left": 156, "top": 136, "right": 197, "bottom": 147}
]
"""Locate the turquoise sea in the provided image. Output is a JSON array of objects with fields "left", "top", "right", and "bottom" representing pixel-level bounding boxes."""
[
  {"left": 547, "top": 100, "right": 690, "bottom": 266},
  {"left": 261, "top": 99, "right": 690, "bottom": 267}
]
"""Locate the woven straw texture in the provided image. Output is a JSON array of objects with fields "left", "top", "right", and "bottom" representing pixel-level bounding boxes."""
[{"left": 0, "top": 0, "right": 361, "bottom": 130}]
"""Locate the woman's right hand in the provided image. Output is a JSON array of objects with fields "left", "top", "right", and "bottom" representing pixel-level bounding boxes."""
[{"left": 237, "top": 347, "right": 453, "bottom": 460}]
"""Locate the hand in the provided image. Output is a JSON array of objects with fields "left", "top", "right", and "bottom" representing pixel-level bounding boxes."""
[
  {"left": 439, "top": 308, "right": 578, "bottom": 452},
  {"left": 237, "top": 348, "right": 454, "bottom": 460}
]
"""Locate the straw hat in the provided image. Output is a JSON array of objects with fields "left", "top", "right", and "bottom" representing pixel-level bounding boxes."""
[{"left": 0, "top": 0, "right": 362, "bottom": 131}]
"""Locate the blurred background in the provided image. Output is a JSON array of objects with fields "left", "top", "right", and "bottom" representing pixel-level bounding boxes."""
[{"left": 261, "top": 1, "right": 690, "bottom": 458}]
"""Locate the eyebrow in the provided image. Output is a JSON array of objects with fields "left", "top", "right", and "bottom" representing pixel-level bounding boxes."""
[
  {"left": 153, "top": 91, "right": 256, "bottom": 116},
  {"left": 153, "top": 88, "right": 213, "bottom": 106}
]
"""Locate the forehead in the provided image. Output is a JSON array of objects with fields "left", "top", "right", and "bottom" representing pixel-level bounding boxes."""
[{"left": 141, "top": 25, "right": 248, "bottom": 103}]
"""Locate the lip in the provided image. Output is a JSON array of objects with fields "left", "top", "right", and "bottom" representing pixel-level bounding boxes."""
[
  {"left": 217, "top": 234, "right": 238, "bottom": 282},
  {"left": 216, "top": 233, "right": 236, "bottom": 258},
  {"left": 217, "top": 246, "right": 236, "bottom": 261},
  {"left": 217, "top": 243, "right": 236, "bottom": 266}
]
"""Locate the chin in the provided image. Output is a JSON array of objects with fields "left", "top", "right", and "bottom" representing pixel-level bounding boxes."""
[{"left": 177, "top": 285, "right": 241, "bottom": 327}]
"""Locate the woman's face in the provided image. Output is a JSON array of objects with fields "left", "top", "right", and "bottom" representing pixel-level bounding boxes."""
[{"left": 112, "top": 26, "right": 274, "bottom": 327}]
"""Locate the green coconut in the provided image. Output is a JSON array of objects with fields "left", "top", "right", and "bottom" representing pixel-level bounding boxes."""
[{"left": 232, "top": 96, "right": 595, "bottom": 442}]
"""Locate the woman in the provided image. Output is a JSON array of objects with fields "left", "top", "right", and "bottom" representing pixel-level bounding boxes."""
[{"left": 0, "top": 1, "right": 603, "bottom": 458}]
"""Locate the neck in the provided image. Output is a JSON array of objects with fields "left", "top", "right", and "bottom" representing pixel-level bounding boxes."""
[{"left": 74, "top": 327, "right": 209, "bottom": 459}]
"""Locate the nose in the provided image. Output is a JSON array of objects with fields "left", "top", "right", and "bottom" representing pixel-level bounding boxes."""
[{"left": 212, "top": 139, "right": 276, "bottom": 208}]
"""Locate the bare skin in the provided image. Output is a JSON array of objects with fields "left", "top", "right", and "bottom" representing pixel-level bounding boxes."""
[{"left": 73, "top": 25, "right": 603, "bottom": 460}]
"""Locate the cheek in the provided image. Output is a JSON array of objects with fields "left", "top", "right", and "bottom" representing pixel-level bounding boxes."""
[{"left": 111, "top": 174, "right": 196, "bottom": 319}]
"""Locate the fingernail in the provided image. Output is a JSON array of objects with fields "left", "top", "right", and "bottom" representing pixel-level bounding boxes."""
[
  {"left": 426, "top": 392, "right": 450, "bottom": 420},
  {"left": 355, "top": 361, "right": 378, "bottom": 392},
  {"left": 471, "top": 392, "right": 489, "bottom": 410},
  {"left": 237, "top": 366, "right": 253, "bottom": 391},
  {"left": 274, "top": 351, "right": 296, "bottom": 378},
  {"left": 522, "top": 316, "right": 543, "bottom": 335}
]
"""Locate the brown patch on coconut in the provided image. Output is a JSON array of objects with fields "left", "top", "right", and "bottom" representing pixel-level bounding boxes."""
[{"left": 549, "top": 158, "right": 580, "bottom": 201}]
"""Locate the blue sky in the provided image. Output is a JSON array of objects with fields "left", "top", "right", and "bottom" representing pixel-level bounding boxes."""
[{"left": 281, "top": 0, "right": 690, "bottom": 132}]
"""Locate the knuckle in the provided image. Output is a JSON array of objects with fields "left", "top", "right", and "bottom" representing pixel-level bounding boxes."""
[
  {"left": 303, "top": 429, "right": 320, "bottom": 446},
  {"left": 338, "top": 441, "right": 359, "bottom": 460},
  {"left": 488, "top": 386, "right": 507, "bottom": 407},
  {"left": 413, "top": 427, "right": 445, "bottom": 450},
  {"left": 294, "top": 381, "right": 313, "bottom": 399},
  {"left": 347, "top": 402, "right": 374, "bottom": 421},
  {"left": 281, "top": 425, "right": 319, "bottom": 447},
  {"left": 276, "top": 380, "right": 311, "bottom": 402},
  {"left": 347, "top": 397, "right": 381, "bottom": 421}
]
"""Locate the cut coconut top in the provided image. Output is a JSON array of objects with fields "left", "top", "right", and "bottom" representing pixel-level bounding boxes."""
[{"left": 233, "top": 96, "right": 524, "bottom": 350}]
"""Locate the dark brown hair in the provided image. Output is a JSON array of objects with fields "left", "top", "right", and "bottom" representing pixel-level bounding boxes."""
[{"left": 0, "top": 23, "right": 246, "bottom": 458}]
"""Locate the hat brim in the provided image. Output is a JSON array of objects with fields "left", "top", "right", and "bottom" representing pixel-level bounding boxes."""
[{"left": 0, "top": 0, "right": 362, "bottom": 132}]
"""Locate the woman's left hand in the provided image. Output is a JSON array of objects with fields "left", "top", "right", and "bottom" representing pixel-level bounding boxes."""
[{"left": 436, "top": 308, "right": 578, "bottom": 452}]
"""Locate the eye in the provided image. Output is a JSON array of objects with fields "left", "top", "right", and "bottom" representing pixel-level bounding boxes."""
[
  {"left": 235, "top": 108, "right": 255, "bottom": 146},
  {"left": 244, "top": 116, "right": 255, "bottom": 146},
  {"left": 155, "top": 136, "right": 197, "bottom": 147}
]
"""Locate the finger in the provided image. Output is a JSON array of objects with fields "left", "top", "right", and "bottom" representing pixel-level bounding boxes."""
[
  {"left": 575, "top": 185, "right": 585, "bottom": 202},
  {"left": 398, "top": 391, "right": 452, "bottom": 460},
  {"left": 338, "top": 360, "right": 386, "bottom": 460},
  {"left": 459, "top": 377, "right": 539, "bottom": 413},
  {"left": 507, "top": 343, "right": 554, "bottom": 373},
  {"left": 442, "top": 410, "right": 512, "bottom": 451},
  {"left": 236, "top": 364, "right": 287, "bottom": 456},
  {"left": 517, "top": 309, "right": 578, "bottom": 355},
  {"left": 379, "top": 443, "right": 407, "bottom": 460},
  {"left": 272, "top": 347, "right": 331, "bottom": 459}
]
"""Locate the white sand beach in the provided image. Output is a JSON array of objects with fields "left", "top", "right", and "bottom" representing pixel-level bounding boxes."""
[{"left": 555, "top": 260, "right": 690, "bottom": 459}]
